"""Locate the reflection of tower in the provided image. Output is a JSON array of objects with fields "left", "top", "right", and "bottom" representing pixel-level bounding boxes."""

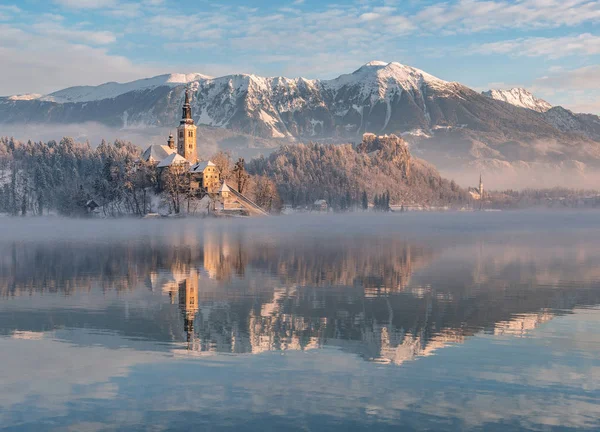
[
  {"left": 201, "top": 231, "right": 246, "bottom": 281},
  {"left": 203, "top": 232, "right": 225, "bottom": 280},
  {"left": 178, "top": 273, "right": 199, "bottom": 350}
]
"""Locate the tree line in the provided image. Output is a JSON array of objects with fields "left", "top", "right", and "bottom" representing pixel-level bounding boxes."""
[
  {"left": 0, "top": 137, "right": 282, "bottom": 217},
  {"left": 248, "top": 135, "right": 470, "bottom": 211},
  {"left": 0, "top": 137, "right": 152, "bottom": 217},
  {"left": 0, "top": 133, "right": 471, "bottom": 217}
]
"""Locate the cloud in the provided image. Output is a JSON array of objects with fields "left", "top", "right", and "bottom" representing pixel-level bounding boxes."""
[
  {"left": 3, "top": 0, "right": 600, "bottom": 96},
  {"left": 0, "top": 4, "right": 20, "bottom": 21},
  {"left": 32, "top": 21, "right": 116, "bottom": 45},
  {"left": 415, "top": 0, "right": 600, "bottom": 33},
  {"left": 535, "top": 65, "right": 600, "bottom": 91},
  {"left": 0, "top": 23, "right": 163, "bottom": 95},
  {"left": 474, "top": 33, "right": 600, "bottom": 58},
  {"left": 529, "top": 65, "right": 600, "bottom": 114},
  {"left": 53, "top": 0, "right": 118, "bottom": 9}
]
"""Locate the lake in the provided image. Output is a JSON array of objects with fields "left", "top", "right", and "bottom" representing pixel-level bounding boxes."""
[{"left": 1, "top": 212, "right": 599, "bottom": 431}]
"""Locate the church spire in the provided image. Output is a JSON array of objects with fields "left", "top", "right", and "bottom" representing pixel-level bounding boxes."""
[
  {"left": 181, "top": 88, "right": 193, "bottom": 124},
  {"left": 177, "top": 87, "right": 198, "bottom": 163}
]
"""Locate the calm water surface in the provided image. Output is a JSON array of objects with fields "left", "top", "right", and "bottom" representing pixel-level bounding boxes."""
[{"left": 1, "top": 212, "right": 599, "bottom": 431}]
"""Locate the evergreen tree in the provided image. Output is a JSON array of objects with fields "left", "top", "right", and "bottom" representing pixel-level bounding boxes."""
[
  {"left": 361, "top": 191, "right": 368, "bottom": 210},
  {"left": 345, "top": 190, "right": 352, "bottom": 211}
]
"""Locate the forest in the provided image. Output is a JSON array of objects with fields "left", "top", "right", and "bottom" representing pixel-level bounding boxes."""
[
  {"left": 0, "top": 137, "right": 282, "bottom": 217},
  {"left": 248, "top": 134, "right": 470, "bottom": 209},
  {"left": 0, "top": 134, "right": 475, "bottom": 217}
]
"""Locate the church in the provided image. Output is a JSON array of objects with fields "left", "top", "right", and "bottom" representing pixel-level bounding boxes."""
[
  {"left": 141, "top": 89, "right": 268, "bottom": 216},
  {"left": 468, "top": 174, "right": 484, "bottom": 201}
]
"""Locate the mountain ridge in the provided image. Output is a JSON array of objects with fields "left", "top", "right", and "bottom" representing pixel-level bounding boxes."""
[
  {"left": 2, "top": 61, "right": 600, "bottom": 187},
  {"left": 482, "top": 88, "right": 553, "bottom": 113}
]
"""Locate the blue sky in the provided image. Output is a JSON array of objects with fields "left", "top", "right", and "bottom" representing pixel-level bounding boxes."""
[{"left": 1, "top": 0, "right": 600, "bottom": 113}]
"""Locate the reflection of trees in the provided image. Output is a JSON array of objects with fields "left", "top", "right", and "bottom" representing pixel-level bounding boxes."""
[
  {"left": 0, "top": 240, "right": 202, "bottom": 297},
  {"left": 3, "top": 233, "right": 600, "bottom": 365},
  {"left": 0, "top": 233, "right": 434, "bottom": 297}
]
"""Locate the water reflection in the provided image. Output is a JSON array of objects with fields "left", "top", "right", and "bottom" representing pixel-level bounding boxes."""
[
  {"left": 1, "top": 216, "right": 600, "bottom": 431},
  {"left": 2, "top": 226, "right": 600, "bottom": 367}
]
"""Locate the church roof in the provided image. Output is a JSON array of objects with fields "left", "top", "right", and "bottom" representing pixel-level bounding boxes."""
[
  {"left": 190, "top": 160, "right": 216, "bottom": 174},
  {"left": 157, "top": 152, "right": 189, "bottom": 168},
  {"left": 141, "top": 144, "right": 176, "bottom": 163},
  {"left": 219, "top": 182, "right": 231, "bottom": 193}
]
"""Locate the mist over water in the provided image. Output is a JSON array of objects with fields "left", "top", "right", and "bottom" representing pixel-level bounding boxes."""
[
  {"left": 1, "top": 212, "right": 600, "bottom": 431},
  {"left": 5, "top": 123, "right": 600, "bottom": 190}
]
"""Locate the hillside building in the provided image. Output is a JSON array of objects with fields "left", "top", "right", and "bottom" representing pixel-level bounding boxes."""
[
  {"left": 469, "top": 174, "right": 484, "bottom": 201},
  {"left": 313, "top": 199, "right": 328, "bottom": 212},
  {"left": 190, "top": 161, "right": 220, "bottom": 193},
  {"left": 141, "top": 133, "right": 176, "bottom": 163}
]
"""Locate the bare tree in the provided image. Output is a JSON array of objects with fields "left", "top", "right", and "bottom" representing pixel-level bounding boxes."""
[
  {"left": 161, "top": 162, "right": 190, "bottom": 214},
  {"left": 253, "top": 175, "right": 282, "bottom": 213},
  {"left": 211, "top": 151, "right": 232, "bottom": 182},
  {"left": 232, "top": 158, "right": 250, "bottom": 194}
]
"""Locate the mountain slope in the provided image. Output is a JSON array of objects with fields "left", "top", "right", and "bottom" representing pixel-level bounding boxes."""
[
  {"left": 3, "top": 61, "right": 600, "bottom": 186},
  {"left": 248, "top": 134, "right": 468, "bottom": 207}
]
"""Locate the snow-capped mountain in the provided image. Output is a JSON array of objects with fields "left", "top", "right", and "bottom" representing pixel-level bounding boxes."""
[
  {"left": 3, "top": 61, "right": 600, "bottom": 180},
  {"left": 10, "top": 73, "right": 213, "bottom": 104},
  {"left": 482, "top": 88, "right": 552, "bottom": 113},
  {"left": 0, "top": 61, "right": 467, "bottom": 137},
  {"left": 481, "top": 87, "right": 600, "bottom": 142},
  {"left": 541, "top": 106, "right": 600, "bottom": 141}
]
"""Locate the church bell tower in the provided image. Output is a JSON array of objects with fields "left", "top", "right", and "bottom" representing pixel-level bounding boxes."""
[{"left": 177, "top": 88, "right": 198, "bottom": 163}]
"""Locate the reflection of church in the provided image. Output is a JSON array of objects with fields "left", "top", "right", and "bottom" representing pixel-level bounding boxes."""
[
  {"left": 141, "top": 90, "right": 268, "bottom": 216},
  {"left": 140, "top": 233, "right": 567, "bottom": 364}
]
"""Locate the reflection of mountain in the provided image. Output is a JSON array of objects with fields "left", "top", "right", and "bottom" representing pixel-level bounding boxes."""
[
  {"left": 168, "top": 269, "right": 597, "bottom": 365},
  {"left": 2, "top": 231, "right": 600, "bottom": 366}
]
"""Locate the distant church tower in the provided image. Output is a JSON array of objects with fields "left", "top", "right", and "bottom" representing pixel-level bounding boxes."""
[
  {"left": 479, "top": 173, "right": 484, "bottom": 199},
  {"left": 177, "top": 88, "right": 197, "bottom": 163}
]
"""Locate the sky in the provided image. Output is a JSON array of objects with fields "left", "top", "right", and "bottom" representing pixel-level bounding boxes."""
[{"left": 1, "top": 0, "right": 600, "bottom": 113}]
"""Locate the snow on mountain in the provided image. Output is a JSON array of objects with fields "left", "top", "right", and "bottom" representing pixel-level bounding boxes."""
[
  {"left": 37, "top": 73, "right": 213, "bottom": 103},
  {"left": 541, "top": 106, "right": 600, "bottom": 141},
  {"left": 324, "top": 61, "right": 452, "bottom": 95},
  {"left": 8, "top": 94, "right": 43, "bottom": 101},
  {"left": 482, "top": 88, "right": 552, "bottom": 113},
  {"left": 4, "top": 61, "right": 600, "bottom": 176}
]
